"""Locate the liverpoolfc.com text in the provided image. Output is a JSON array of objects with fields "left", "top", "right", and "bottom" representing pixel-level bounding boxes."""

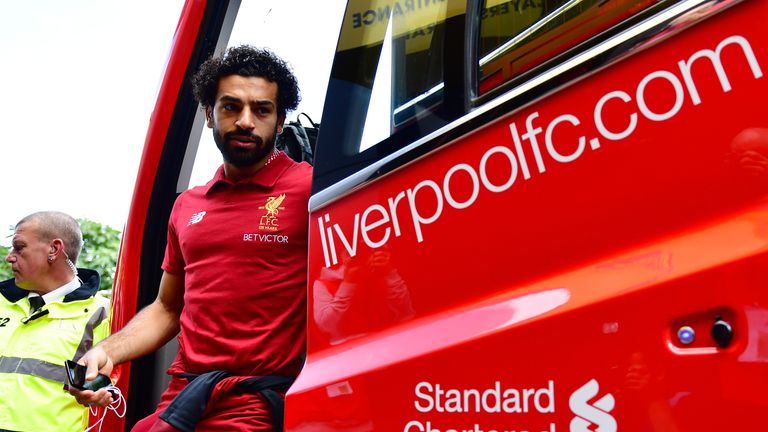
[{"left": 317, "top": 34, "right": 764, "bottom": 268}]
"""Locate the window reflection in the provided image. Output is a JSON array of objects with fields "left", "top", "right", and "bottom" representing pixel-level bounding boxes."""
[{"left": 478, "top": 0, "right": 664, "bottom": 95}]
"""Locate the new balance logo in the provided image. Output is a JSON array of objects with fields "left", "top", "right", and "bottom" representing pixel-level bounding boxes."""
[
  {"left": 569, "top": 379, "right": 617, "bottom": 432},
  {"left": 187, "top": 211, "right": 206, "bottom": 226}
]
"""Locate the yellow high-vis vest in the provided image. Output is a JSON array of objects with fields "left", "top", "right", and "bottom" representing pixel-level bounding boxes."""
[{"left": 0, "top": 269, "right": 111, "bottom": 432}]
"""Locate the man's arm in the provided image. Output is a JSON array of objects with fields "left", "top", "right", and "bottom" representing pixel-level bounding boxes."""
[
  {"left": 70, "top": 271, "right": 184, "bottom": 405},
  {"left": 97, "top": 271, "right": 184, "bottom": 366}
]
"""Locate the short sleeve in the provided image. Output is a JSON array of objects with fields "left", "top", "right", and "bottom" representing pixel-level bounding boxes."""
[{"left": 162, "top": 195, "right": 185, "bottom": 275}]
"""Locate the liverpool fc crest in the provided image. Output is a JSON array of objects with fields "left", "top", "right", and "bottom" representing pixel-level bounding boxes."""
[{"left": 258, "top": 194, "right": 286, "bottom": 230}]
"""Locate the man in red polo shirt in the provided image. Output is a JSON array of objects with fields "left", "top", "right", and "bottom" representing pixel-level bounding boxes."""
[{"left": 72, "top": 46, "right": 312, "bottom": 431}]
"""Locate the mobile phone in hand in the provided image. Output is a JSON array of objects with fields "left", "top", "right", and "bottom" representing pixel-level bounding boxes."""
[{"left": 64, "top": 360, "right": 112, "bottom": 391}]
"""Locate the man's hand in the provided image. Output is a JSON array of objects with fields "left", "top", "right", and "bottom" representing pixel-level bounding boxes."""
[{"left": 68, "top": 345, "right": 115, "bottom": 407}]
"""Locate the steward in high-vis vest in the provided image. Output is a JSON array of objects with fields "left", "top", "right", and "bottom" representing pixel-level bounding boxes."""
[{"left": 0, "top": 211, "right": 111, "bottom": 432}]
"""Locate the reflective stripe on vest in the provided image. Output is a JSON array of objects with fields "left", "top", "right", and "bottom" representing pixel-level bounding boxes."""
[
  {"left": 0, "top": 356, "right": 66, "bottom": 384},
  {"left": 0, "top": 305, "right": 107, "bottom": 384}
]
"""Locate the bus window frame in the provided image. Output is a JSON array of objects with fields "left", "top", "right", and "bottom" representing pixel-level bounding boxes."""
[
  {"left": 312, "top": 0, "right": 473, "bottom": 194},
  {"left": 472, "top": 0, "right": 681, "bottom": 105}
]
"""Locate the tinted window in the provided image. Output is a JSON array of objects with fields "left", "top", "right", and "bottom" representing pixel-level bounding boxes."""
[
  {"left": 330, "top": 1, "right": 465, "bottom": 153},
  {"left": 478, "top": 0, "right": 662, "bottom": 95}
]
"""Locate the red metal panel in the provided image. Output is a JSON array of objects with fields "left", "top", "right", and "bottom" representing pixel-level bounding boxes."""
[{"left": 287, "top": 1, "right": 768, "bottom": 430}]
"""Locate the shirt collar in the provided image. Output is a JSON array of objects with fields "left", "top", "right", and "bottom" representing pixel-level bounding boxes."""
[
  {"left": 30, "top": 276, "right": 81, "bottom": 304},
  {"left": 203, "top": 152, "right": 293, "bottom": 195}
]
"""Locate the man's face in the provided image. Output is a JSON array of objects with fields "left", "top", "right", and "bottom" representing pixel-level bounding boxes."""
[
  {"left": 5, "top": 221, "right": 49, "bottom": 290},
  {"left": 206, "top": 75, "right": 284, "bottom": 167}
]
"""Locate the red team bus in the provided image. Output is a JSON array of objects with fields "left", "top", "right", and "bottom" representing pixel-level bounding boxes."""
[{"left": 105, "top": 0, "right": 768, "bottom": 430}]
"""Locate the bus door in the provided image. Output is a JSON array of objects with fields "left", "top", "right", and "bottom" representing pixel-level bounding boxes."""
[
  {"left": 286, "top": 0, "right": 768, "bottom": 430},
  {"left": 105, "top": 1, "right": 345, "bottom": 429}
]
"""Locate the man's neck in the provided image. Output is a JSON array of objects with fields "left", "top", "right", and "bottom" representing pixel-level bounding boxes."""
[
  {"left": 25, "top": 273, "right": 78, "bottom": 296},
  {"left": 38, "top": 276, "right": 81, "bottom": 304},
  {"left": 223, "top": 162, "right": 264, "bottom": 183},
  {"left": 223, "top": 150, "right": 278, "bottom": 182}
]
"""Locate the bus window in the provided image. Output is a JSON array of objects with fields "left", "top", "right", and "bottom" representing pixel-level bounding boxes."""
[
  {"left": 313, "top": 0, "right": 470, "bottom": 192},
  {"left": 336, "top": 0, "right": 469, "bottom": 151},
  {"left": 478, "top": 0, "right": 665, "bottom": 96}
]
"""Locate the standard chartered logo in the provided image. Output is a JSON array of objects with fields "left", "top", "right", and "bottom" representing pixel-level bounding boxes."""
[{"left": 569, "top": 379, "right": 617, "bottom": 432}]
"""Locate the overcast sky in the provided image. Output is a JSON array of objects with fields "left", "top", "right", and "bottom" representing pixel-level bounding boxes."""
[{"left": 0, "top": 1, "right": 345, "bottom": 245}]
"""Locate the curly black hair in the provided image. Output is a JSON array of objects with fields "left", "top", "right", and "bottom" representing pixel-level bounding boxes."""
[{"left": 191, "top": 45, "right": 300, "bottom": 117}]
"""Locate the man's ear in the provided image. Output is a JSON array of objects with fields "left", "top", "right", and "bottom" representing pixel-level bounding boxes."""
[
  {"left": 205, "top": 106, "right": 214, "bottom": 128},
  {"left": 277, "top": 114, "right": 285, "bottom": 134},
  {"left": 49, "top": 239, "right": 64, "bottom": 257}
]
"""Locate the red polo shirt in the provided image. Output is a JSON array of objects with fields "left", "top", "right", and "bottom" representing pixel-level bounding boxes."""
[{"left": 162, "top": 152, "right": 311, "bottom": 377}]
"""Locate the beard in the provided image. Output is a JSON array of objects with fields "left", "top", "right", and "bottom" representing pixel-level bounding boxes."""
[{"left": 213, "top": 125, "right": 277, "bottom": 167}]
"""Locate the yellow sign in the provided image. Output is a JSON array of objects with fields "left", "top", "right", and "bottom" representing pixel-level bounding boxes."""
[{"left": 337, "top": 0, "right": 466, "bottom": 51}]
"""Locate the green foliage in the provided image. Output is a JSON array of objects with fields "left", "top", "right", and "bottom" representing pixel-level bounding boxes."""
[
  {"left": 0, "top": 219, "right": 119, "bottom": 290},
  {"left": 78, "top": 219, "right": 121, "bottom": 291},
  {"left": 0, "top": 244, "right": 10, "bottom": 281}
]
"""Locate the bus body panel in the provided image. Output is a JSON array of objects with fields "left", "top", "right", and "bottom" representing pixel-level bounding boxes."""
[{"left": 286, "top": 1, "right": 768, "bottom": 430}]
